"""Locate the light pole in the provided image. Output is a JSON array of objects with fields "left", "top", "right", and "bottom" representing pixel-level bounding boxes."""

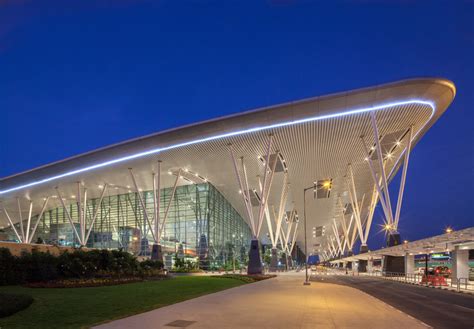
[{"left": 303, "top": 183, "right": 316, "bottom": 286}]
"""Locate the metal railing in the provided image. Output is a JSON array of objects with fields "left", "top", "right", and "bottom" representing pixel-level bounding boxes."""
[{"left": 366, "top": 271, "right": 473, "bottom": 292}]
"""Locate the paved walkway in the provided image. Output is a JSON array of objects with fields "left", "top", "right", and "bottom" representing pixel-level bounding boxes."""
[{"left": 94, "top": 272, "right": 428, "bottom": 329}]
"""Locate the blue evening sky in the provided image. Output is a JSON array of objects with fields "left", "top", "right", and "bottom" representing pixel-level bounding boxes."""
[{"left": 1, "top": 1, "right": 473, "bottom": 248}]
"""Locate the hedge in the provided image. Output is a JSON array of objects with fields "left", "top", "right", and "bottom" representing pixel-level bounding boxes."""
[{"left": 0, "top": 248, "right": 164, "bottom": 286}]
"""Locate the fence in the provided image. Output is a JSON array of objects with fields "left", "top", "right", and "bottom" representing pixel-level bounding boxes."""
[
  {"left": 366, "top": 271, "right": 473, "bottom": 292},
  {"left": 312, "top": 267, "right": 473, "bottom": 293}
]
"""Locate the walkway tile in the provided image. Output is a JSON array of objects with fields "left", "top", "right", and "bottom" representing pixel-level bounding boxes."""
[{"left": 94, "top": 272, "right": 427, "bottom": 329}]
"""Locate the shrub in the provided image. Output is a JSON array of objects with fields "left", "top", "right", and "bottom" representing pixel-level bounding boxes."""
[
  {"left": 0, "top": 248, "right": 18, "bottom": 285},
  {"left": 19, "top": 250, "right": 59, "bottom": 282},
  {"left": 0, "top": 247, "right": 166, "bottom": 286},
  {"left": 0, "top": 293, "right": 34, "bottom": 318}
]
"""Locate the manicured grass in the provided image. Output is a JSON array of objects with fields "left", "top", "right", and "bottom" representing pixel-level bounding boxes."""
[{"left": 0, "top": 276, "right": 246, "bottom": 329}]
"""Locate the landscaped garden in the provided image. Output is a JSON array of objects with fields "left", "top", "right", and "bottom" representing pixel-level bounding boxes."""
[
  {"left": 0, "top": 247, "right": 275, "bottom": 328},
  {"left": 0, "top": 276, "right": 247, "bottom": 329}
]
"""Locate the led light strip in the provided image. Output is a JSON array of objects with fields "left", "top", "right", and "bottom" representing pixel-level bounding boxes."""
[{"left": 0, "top": 99, "right": 435, "bottom": 195}]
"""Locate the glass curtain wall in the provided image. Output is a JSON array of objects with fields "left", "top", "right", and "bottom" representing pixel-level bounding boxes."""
[{"left": 2, "top": 183, "right": 251, "bottom": 267}]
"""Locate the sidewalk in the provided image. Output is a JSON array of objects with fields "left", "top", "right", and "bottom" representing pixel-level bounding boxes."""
[{"left": 94, "top": 271, "right": 428, "bottom": 329}]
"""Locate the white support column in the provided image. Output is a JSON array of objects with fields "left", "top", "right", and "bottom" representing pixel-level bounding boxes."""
[
  {"left": 329, "top": 235, "right": 337, "bottom": 257},
  {"left": 289, "top": 221, "right": 299, "bottom": 255},
  {"left": 2, "top": 208, "right": 22, "bottom": 242},
  {"left": 347, "top": 164, "right": 367, "bottom": 245},
  {"left": 332, "top": 219, "right": 343, "bottom": 254},
  {"left": 394, "top": 126, "right": 413, "bottom": 230},
  {"left": 228, "top": 144, "right": 257, "bottom": 237},
  {"left": 77, "top": 182, "right": 84, "bottom": 244},
  {"left": 159, "top": 169, "right": 181, "bottom": 241},
  {"left": 241, "top": 157, "right": 256, "bottom": 234},
  {"left": 29, "top": 197, "right": 50, "bottom": 243},
  {"left": 274, "top": 180, "right": 289, "bottom": 249},
  {"left": 284, "top": 210, "right": 296, "bottom": 253},
  {"left": 129, "top": 168, "right": 157, "bottom": 243},
  {"left": 258, "top": 175, "right": 275, "bottom": 248},
  {"left": 17, "top": 198, "right": 25, "bottom": 242},
  {"left": 364, "top": 184, "right": 378, "bottom": 243},
  {"left": 25, "top": 201, "right": 33, "bottom": 243},
  {"left": 452, "top": 246, "right": 469, "bottom": 283},
  {"left": 264, "top": 205, "right": 275, "bottom": 247},
  {"left": 368, "top": 258, "right": 374, "bottom": 272},
  {"left": 56, "top": 188, "right": 82, "bottom": 244},
  {"left": 370, "top": 112, "right": 394, "bottom": 225},
  {"left": 83, "top": 187, "right": 88, "bottom": 244},
  {"left": 361, "top": 139, "right": 392, "bottom": 225},
  {"left": 338, "top": 198, "right": 350, "bottom": 251},
  {"left": 85, "top": 184, "right": 108, "bottom": 245},
  {"left": 405, "top": 252, "right": 415, "bottom": 274},
  {"left": 256, "top": 135, "right": 276, "bottom": 238},
  {"left": 153, "top": 160, "right": 162, "bottom": 243},
  {"left": 349, "top": 216, "right": 358, "bottom": 251}
]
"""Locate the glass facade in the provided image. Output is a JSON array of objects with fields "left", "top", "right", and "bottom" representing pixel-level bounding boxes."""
[{"left": 2, "top": 183, "right": 252, "bottom": 268}]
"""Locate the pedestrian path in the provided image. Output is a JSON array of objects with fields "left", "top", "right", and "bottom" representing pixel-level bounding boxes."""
[{"left": 94, "top": 271, "right": 428, "bottom": 329}]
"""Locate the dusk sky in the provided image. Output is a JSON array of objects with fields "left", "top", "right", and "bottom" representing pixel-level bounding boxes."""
[{"left": 1, "top": 1, "right": 473, "bottom": 249}]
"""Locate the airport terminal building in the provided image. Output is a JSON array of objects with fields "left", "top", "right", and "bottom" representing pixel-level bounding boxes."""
[{"left": 0, "top": 78, "right": 456, "bottom": 271}]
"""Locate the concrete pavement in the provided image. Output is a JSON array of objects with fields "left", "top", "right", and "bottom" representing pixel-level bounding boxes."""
[{"left": 94, "top": 272, "right": 428, "bottom": 329}]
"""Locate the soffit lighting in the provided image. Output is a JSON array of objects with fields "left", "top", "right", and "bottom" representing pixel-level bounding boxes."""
[{"left": 0, "top": 99, "right": 435, "bottom": 195}]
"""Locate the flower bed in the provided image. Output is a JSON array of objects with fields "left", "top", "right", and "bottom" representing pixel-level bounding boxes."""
[
  {"left": 24, "top": 275, "right": 169, "bottom": 288},
  {"left": 214, "top": 274, "right": 276, "bottom": 283}
]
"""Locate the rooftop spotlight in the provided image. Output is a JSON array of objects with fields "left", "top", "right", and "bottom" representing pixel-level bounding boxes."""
[
  {"left": 384, "top": 223, "right": 392, "bottom": 231},
  {"left": 445, "top": 227, "right": 453, "bottom": 234}
]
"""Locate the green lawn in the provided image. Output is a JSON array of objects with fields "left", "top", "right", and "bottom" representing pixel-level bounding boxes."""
[{"left": 0, "top": 276, "right": 245, "bottom": 329}]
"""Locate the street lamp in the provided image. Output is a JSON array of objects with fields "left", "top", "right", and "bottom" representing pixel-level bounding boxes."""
[{"left": 303, "top": 181, "right": 318, "bottom": 286}]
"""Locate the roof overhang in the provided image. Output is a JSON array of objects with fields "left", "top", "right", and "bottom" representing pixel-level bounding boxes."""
[{"left": 0, "top": 78, "right": 456, "bottom": 247}]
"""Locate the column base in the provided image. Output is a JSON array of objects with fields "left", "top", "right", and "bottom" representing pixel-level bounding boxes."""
[
  {"left": 247, "top": 239, "right": 263, "bottom": 275},
  {"left": 269, "top": 248, "right": 279, "bottom": 272},
  {"left": 359, "top": 244, "right": 369, "bottom": 253},
  {"left": 358, "top": 244, "right": 369, "bottom": 272},
  {"left": 280, "top": 253, "right": 288, "bottom": 270},
  {"left": 151, "top": 244, "right": 164, "bottom": 262},
  {"left": 287, "top": 256, "right": 293, "bottom": 269},
  {"left": 386, "top": 232, "right": 401, "bottom": 247}
]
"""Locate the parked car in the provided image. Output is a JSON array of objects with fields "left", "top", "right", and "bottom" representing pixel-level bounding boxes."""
[{"left": 434, "top": 266, "right": 451, "bottom": 278}]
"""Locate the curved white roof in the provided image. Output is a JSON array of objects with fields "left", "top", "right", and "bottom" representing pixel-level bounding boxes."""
[{"left": 0, "top": 78, "right": 456, "bottom": 249}]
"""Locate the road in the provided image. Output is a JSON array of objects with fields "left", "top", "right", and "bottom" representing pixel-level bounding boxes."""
[{"left": 311, "top": 274, "right": 474, "bottom": 329}]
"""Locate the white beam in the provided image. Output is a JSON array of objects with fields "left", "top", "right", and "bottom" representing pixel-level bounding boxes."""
[
  {"left": 256, "top": 135, "right": 276, "bottom": 238},
  {"left": 361, "top": 138, "right": 392, "bottom": 226},
  {"left": 3, "top": 208, "right": 22, "bottom": 242},
  {"left": 159, "top": 169, "right": 181, "bottom": 241},
  {"left": 56, "top": 188, "right": 82, "bottom": 245},
  {"left": 17, "top": 198, "right": 25, "bottom": 242},
  {"left": 85, "top": 183, "right": 108, "bottom": 245},
  {"left": 129, "top": 168, "right": 157, "bottom": 243},
  {"left": 29, "top": 197, "right": 50, "bottom": 243},
  {"left": 25, "top": 201, "right": 33, "bottom": 243},
  {"left": 394, "top": 126, "right": 413, "bottom": 230},
  {"left": 370, "top": 112, "right": 394, "bottom": 225},
  {"left": 228, "top": 144, "right": 257, "bottom": 237}
]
